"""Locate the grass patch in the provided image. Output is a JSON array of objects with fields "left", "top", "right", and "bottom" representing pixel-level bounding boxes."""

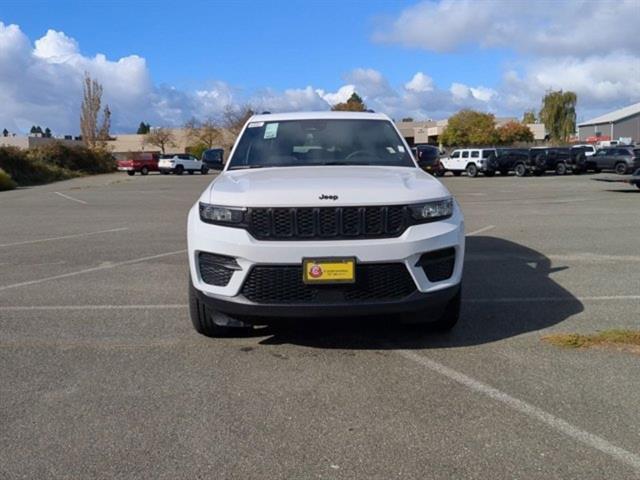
[{"left": 542, "top": 330, "right": 640, "bottom": 353}]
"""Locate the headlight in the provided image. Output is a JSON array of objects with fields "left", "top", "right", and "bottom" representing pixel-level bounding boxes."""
[
  {"left": 199, "top": 203, "right": 246, "bottom": 224},
  {"left": 409, "top": 198, "right": 453, "bottom": 222}
]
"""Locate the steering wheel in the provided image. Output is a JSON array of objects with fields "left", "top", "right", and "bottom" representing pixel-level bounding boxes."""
[{"left": 345, "top": 150, "right": 372, "bottom": 160}]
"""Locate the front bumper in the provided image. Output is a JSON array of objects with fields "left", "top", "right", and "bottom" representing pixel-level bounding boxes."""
[
  {"left": 188, "top": 201, "right": 465, "bottom": 306},
  {"left": 193, "top": 281, "right": 460, "bottom": 319}
]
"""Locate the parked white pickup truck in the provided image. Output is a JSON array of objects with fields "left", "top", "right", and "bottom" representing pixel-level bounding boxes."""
[{"left": 158, "top": 154, "right": 208, "bottom": 175}]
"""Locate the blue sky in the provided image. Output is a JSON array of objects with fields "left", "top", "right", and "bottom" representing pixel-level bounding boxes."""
[
  {"left": 1, "top": 0, "right": 638, "bottom": 133},
  {"left": 2, "top": 0, "right": 506, "bottom": 91}
]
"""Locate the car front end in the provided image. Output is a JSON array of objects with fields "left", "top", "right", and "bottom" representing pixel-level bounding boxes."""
[{"left": 186, "top": 112, "right": 465, "bottom": 335}]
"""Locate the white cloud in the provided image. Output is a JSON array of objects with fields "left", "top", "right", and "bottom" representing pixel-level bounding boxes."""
[
  {"left": 405, "top": 72, "right": 434, "bottom": 93},
  {"left": 317, "top": 85, "right": 355, "bottom": 106},
  {"left": 371, "top": 0, "right": 640, "bottom": 119},
  {"left": 374, "top": 0, "right": 640, "bottom": 56},
  {"left": 33, "top": 29, "right": 79, "bottom": 60},
  {"left": 252, "top": 86, "right": 330, "bottom": 112}
]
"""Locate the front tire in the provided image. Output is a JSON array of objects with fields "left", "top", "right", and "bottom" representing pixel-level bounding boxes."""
[
  {"left": 189, "top": 281, "right": 251, "bottom": 337},
  {"left": 140, "top": 166, "right": 149, "bottom": 175},
  {"left": 514, "top": 163, "right": 527, "bottom": 177},
  {"left": 466, "top": 164, "right": 478, "bottom": 178},
  {"left": 555, "top": 162, "right": 567, "bottom": 175},
  {"left": 175, "top": 165, "right": 184, "bottom": 175},
  {"left": 201, "top": 167, "right": 209, "bottom": 175},
  {"left": 615, "top": 163, "right": 628, "bottom": 175}
]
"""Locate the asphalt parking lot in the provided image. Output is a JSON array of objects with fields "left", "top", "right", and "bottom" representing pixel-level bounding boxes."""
[{"left": 1, "top": 171, "right": 639, "bottom": 479}]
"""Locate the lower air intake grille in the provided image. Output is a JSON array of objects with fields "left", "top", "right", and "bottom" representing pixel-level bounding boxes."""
[
  {"left": 241, "top": 263, "right": 416, "bottom": 304},
  {"left": 417, "top": 248, "right": 456, "bottom": 282},
  {"left": 198, "top": 253, "right": 237, "bottom": 286}
]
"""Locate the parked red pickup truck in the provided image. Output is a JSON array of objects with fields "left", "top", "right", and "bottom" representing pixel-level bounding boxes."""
[{"left": 116, "top": 152, "right": 160, "bottom": 176}]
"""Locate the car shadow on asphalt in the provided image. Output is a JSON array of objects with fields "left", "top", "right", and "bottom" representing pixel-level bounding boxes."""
[{"left": 257, "top": 236, "right": 584, "bottom": 350}]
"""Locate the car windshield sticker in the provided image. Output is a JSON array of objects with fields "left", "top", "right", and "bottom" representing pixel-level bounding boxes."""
[
  {"left": 248, "top": 122, "right": 264, "bottom": 128},
  {"left": 398, "top": 145, "right": 405, "bottom": 153},
  {"left": 264, "top": 123, "right": 279, "bottom": 139}
]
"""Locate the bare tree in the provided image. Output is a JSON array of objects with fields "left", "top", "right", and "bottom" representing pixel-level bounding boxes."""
[
  {"left": 80, "top": 72, "right": 103, "bottom": 148},
  {"left": 185, "top": 117, "right": 221, "bottom": 149},
  {"left": 98, "top": 105, "right": 111, "bottom": 142},
  {"left": 222, "top": 104, "right": 254, "bottom": 138},
  {"left": 144, "top": 127, "right": 176, "bottom": 154}
]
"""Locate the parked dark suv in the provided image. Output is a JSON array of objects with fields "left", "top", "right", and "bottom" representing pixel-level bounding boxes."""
[
  {"left": 526, "top": 148, "right": 574, "bottom": 176},
  {"left": 592, "top": 146, "right": 640, "bottom": 175},
  {"left": 493, "top": 148, "right": 530, "bottom": 177},
  {"left": 202, "top": 148, "right": 225, "bottom": 170},
  {"left": 412, "top": 144, "right": 444, "bottom": 176}
]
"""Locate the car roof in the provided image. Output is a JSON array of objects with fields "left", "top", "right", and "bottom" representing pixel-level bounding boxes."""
[{"left": 248, "top": 111, "right": 390, "bottom": 122}]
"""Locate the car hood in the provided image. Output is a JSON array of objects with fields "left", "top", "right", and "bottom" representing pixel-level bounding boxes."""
[{"left": 204, "top": 166, "right": 450, "bottom": 207}]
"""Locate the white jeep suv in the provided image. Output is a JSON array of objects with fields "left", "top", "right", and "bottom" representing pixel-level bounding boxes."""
[
  {"left": 159, "top": 154, "right": 208, "bottom": 175},
  {"left": 187, "top": 112, "right": 465, "bottom": 336},
  {"left": 441, "top": 148, "right": 497, "bottom": 177}
]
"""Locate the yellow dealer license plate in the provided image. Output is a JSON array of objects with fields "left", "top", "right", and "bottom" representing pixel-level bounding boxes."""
[{"left": 303, "top": 257, "right": 355, "bottom": 284}]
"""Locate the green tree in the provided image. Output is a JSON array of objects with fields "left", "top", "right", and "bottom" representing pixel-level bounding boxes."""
[
  {"left": 539, "top": 90, "right": 577, "bottom": 142},
  {"left": 440, "top": 110, "right": 497, "bottom": 147},
  {"left": 30, "top": 126, "right": 37, "bottom": 135},
  {"left": 44, "top": 127, "right": 52, "bottom": 138},
  {"left": 522, "top": 111, "right": 536, "bottom": 124},
  {"left": 331, "top": 92, "right": 367, "bottom": 112},
  {"left": 3, "top": 128, "right": 9, "bottom": 137},
  {"left": 496, "top": 121, "right": 534, "bottom": 145},
  {"left": 137, "top": 122, "right": 150, "bottom": 134},
  {"left": 401, "top": 117, "right": 414, "bottom": 122}
]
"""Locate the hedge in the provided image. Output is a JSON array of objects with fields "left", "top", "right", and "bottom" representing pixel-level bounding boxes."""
[
  {"left": 0, "top": 168, "right": 16, "bottom": 191},
  {"left": 0, "top": 143, "right": 116, "bottom": 187}
]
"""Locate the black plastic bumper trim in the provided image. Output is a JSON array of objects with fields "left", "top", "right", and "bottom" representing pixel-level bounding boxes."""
[{"left": 193, "top": 283, "right": 461, "bottom": 319}]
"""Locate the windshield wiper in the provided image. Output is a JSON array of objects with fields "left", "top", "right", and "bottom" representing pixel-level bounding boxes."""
[
  {"left": 228, "top": 165, "right": 265, "bottom": 170},
  {"left": 318, "top": 161, "right": 352, "bottom": 166}
]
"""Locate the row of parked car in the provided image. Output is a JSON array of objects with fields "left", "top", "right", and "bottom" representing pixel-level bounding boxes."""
[
  {"left": 116, "top": 149, "right": 225, "bottom": 176},
  {"left": 412, "top": 144, "right": 640, "bottom": 178}
]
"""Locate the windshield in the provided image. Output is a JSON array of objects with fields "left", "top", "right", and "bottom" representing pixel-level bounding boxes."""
[{"left": 227, "top": 119, "right": 414, "bottom": 169}]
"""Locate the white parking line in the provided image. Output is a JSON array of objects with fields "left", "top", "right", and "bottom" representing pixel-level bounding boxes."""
[
  {"left": 0, "top": 227, "right": 128, "bottom": 248},
  {"left": 0, "top": 304, "right": 187, "bottom": 311},
  {"left": 0, "top": 250, "right": 186, "bottom": 292},
  {"left": 466, "top": 225, "right": 495, "bottom": 236},
  {"left": 54, "top": 191, "right": 88, "bottom": 205},
  {"left": 464, "top": 295, "right": 640, "bottom": 303},
  {"left": 397, "top": 350, "right": 640, "bottom": 472}
]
